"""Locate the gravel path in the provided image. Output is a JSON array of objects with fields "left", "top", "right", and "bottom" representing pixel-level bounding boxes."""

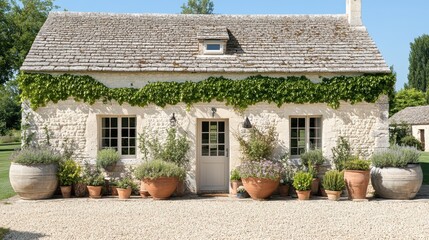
[{"left": 1, "top": 196, "right": 429, "bottom": 240}]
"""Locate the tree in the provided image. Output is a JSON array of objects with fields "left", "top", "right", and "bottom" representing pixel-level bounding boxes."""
[
  {"left": 181, "top": 0, "right": 214, "bottom": 14},
  {"left": 0, "top": 80, "right": 20, "bottom": 135},
  {"left": 390, "top": 88, "right": 426, "bottom": 115},
  {"left": 408, "top": 34, "right": 429, "bottom": 92},
  {"left": 0, "top": 0, "right": 56, "bottom": 85}
]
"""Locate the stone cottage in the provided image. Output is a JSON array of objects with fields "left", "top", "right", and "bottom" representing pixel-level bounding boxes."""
[
  {"left": 20, "top": 0, "right": 391, "bottom": 193},
  {"left": 390, "top": 105, "right": 429, "bottom": 151}
]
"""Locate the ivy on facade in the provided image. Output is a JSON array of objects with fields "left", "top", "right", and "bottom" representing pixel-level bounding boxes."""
[{"left": 17, "top": 73, "right": 395, "bottom": 110}]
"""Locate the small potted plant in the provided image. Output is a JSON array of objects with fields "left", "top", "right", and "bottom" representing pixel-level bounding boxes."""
[
  {"left": 58, "top": 159, "right": 81, "bottom": 198},
  {"left": 134, "top": 160, "right": 186, "bottom": 200},
  {"left": 230, "top": 168, "right": 242, "bottom": 195},
  {"left": 307, "top": 164, "right": 319, "bottom": 195},
  {"left": 9, "top": 147, "right": 62, "bottom": 200},
  {"left": 371, "top": 145, "right": 423, "bottom": 199},
  {"left": 279, "top": 165, "right": 293, "bottom": 197},
  {"left": 84, "top": 167, "right": 105, "bottom": 199},
  {"left": 109, "top": 178, "right": 119, "bottom": 196},
  {"left": 322, "top": 170, "right": 345, "bottom": 201},
  {"left": 96, "top": 148, "right": 120, "bottom": 172},
  {"left": 236, "top": 186, "right": 249, "bottom": 199},
  {"left": 344, "top": 158, "right": 371, "bottom": 200},
  {"left": 300, "top": 149, "right": 326, "bottom": 172},
  {"left": 292, "top": 171, "right": 313, "bottom": 200},
  {"left": 116, "top": 177, "right": 135, "bottom": 199}
]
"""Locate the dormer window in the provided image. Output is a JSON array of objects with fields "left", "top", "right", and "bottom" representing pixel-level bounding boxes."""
[
  {"left": 203, "top": 41, "right": 225, "bottom": 55},
  {"left": 197, "top": 26, "right": 229, "bottom": 55}
]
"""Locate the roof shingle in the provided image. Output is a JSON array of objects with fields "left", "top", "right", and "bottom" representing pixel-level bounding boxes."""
[
  {"left": 21, "top": 12, "right": 390, "bottom": 73},
  {"left": 390, "top": 106, "right": 429, "bottom": 125}
]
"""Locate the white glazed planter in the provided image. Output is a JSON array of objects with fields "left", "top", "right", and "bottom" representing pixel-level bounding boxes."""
[
  {"left": 371, "top": 164, "right": 423, "bottom": 200},
  {"left": 9, "top": 163, "right": 58, "bottom": 200}
]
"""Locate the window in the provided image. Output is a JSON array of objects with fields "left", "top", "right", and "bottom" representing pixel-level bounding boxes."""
[
  {"left": 201, "top": 121, "right": 226, "bottom": 157},
  {"left": 203, "top": 40, "right": 225, "bottom": 55},
  {"left": 290, "top": 117, "right": 322, "bottom": 156},
  {"left": 101, "top": 117, "right": 136, "bottom": 156}
]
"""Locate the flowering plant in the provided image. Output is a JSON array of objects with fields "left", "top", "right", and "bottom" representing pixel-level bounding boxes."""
[
  {"left": 238, "top": 159, "right": 282, "bottom": 180},
  {"left": 237, "top": 186, "right": 247, "bottom": 193}
]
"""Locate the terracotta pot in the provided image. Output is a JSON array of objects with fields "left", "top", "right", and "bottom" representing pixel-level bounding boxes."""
[
  {"left": 325, "top": 190, "right": 341, "bottom": 201},
  {"left": 174, "top": 180, "right": 185, "bottom": 197},
  {"left": 139, "top": 181, "right": 150, "bottom": 198},
  {"left": 117, "top": 187, "right": 132, "bottom": 199},
  {"left": 296, "top": 190, "right": 311, "bottom": 200},
  {"left": 9, "top": 163, "right": 58, "bottom": 200},
  {"left": 110, "top": 186, "right": 118, "bottom": 196},
  {"left": 311, "top": 178, "right": 320, "bottom": 195},
  {"left": 144, "top": 177, "right": 178, "bottom": 200},
  {"left": 60, "top": 186, "right": 72, "bottom": 198},
  {"left": 371, "top": 164, "right": 423, "bottom": 200},
  {"left": 278, "top": 185, "right": 290, "bottom": 197},
  {"left": 74, "top": 182, "right": 87, "bottom": 197},
  {"left": 242, "top": 177, "right": 279, "bottom": 200},
  {"left": 344, "top": 170, "right": 370, "bottom": 200},
  {"left": 231, "top": 180, "right": 242, "bottom": 195},
  {"left": 87, "top": 186, "right": 102, "bottom": 199}
]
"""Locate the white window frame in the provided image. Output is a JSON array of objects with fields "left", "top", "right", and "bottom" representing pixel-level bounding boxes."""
[
  {"left": 203, "top": 40, "right": 225, "bottom": 55},
  {"left": 100, "top": 116, "right": 137, "bottom": 159},
  {"left": 289, "top": 116, "right": 322, "bottom": 158}
]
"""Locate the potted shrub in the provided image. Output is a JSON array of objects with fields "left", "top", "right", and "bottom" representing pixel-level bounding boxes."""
[
  {"left": 139, "top": 128, "right": 190, "bottom": 197},
  {"left": 230, "top": 168, "right": 242, "bottom": 195},
  {"left": 322, "top": 170, "right": 345, "bottom": 201},
  {"left": 371, "top": 145, "right": 423, "bottom": 199},
  {"left": 236, "top": 126, "right": 282, "bottom": 200},
  {"left": 308, "top": 164, "right": 320, "bottom": 195},
  {"left": 279, "top": 165, "right": 294, "bottom": 197},
  {"left": 343, "top": 158, "right": 371, "bottom": 200},
  {"left": 134, "top": 160, "right": 185, "bottom": 200},
  {"left": 236, "top": 186, "right": 249, "bottom": 199},
  {"left": 84, "top": 167, "right": 105, "bottom": 199},
  {"left": 238, "top": 159, "right": 282, "bottom": 200},
  {"left": 300, "top": 149, "right": 326, "bottom": 172},
  {"left": 96, "top": 148, "right": 120, "bottom": 172},
  {"left": 116, "top": 177, "right": 135, "bottom": 199},
  {"left": 58, "top": 159, "right": 81, "bottom": 198},
  {"left": 292, "top": 171, "right": 313, "bottom": 200},
  {"left": 9, "top": 147, "right": 62, "bottom": 200}
]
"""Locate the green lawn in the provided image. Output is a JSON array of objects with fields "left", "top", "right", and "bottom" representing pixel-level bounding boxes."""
[
  {"left": 0, "top": 143, "right": 20, "bottom": 200},
  {"left": 419, "top": 152, "right": 429, "bottom": 185},
  {"left": 0, "top": 227, "right": 9, "bottom": 240}
]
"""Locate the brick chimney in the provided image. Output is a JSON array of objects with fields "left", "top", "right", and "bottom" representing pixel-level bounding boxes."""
[{"left": 346, "top": 0, "right": 362, "bottom": 26}]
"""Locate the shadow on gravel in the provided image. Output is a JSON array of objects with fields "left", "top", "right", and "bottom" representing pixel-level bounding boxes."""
[
  {"left": 4, "top": 230, "right": 46, "bottom": 240},
  {"left": 421, "top": 162, "right": 429, "bottom": 185}
]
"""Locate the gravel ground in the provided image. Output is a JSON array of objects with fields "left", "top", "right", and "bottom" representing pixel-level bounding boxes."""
[{"left": 1, "top": 195, "right": 429, "bottom": 240}]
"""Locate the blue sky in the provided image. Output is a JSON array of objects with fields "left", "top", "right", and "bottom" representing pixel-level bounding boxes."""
[{"left": 54, "top": 0, "right": 429, "bottom": 90}]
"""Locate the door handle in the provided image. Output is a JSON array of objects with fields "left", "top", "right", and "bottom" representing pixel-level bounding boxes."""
[{"left": 226, "top": 148, "right": 229, "bottom": 157}]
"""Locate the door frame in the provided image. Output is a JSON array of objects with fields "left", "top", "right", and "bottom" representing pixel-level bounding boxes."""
[{"left": 196, "top": 118, "right": 230, "bottom": 193}]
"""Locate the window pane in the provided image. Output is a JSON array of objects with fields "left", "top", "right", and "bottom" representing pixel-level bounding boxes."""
[
  {"left": 202, "top": 122, "right": 209, "bottom": 132},
  {"left": 122, "top": 118, "right": 129, "bottom": 128},
  {"left": 218, "top": 145, "right": 225, "bottom": 156},
  {"left": 122, "top": 129, "right": 129, "bottom": 137},
  {"left": 102, "top": 118, "right": 110, "bottom": 128},
  {"left": 111, "top": 139, "right": 118, "bottom": 147},
  {"left": 102, "top": 129, "right": 110, "bottom": 138},
  {"left": 111, "top": 129, "right": 118, "bottom": 138},
  {"left": 129, "top": 138, "right": 136, "bottom": 147},
  {"left": 202, "top": 145, "right": 209, "bottom": 156},
  {"left": 299, "top": 118, "right": 305, "bottom": 127},
  {"left": 122, "top": 148, "right": 129, "bottom": 155},
  {"left": 210, "top": 122, "right": 217, "bottom": 132},
  {"left": 210, "top": 145, "right": 218, "bottom": 156},
  {"left": 218, "top": 133, "right": 225, "bottom": 144},
  {"left": 291, "top": 148, "right": 298, "bottom": 155},
  {"left": 299, "top": 129, "right": 306, "bottom": 138},
  {"left": 111, "top": 118, "right": 118, "bottom": 128},
  {"left": 130, "top": 129, "right": 136, "bottom": 138},
  {"left": 210, "top": 133, "right": 217, "bottom": 144},
  {"left": 218, "top": 122, "right": 225, "bottom": 132},
  {"left": 102, "top": 139, "right": 110, "bottom": 147},
  {"left": 291, "top": 129, "right": 298, "bottom": 138},
  {"left": 122, "top": 138, "right": 129, "bottom": 147},
  {"left": 291, "top": 139, "right": 298, "bottom": 148},
  {"left": 202, "top": 133, "right": 209, "bottom": 144},
  {"left": 291, "top": 118, "right": 297, "bottom": 127},
  {"left": 310, "top": 129, "right": 316, "bottom": 138},
  {"left": 207, "top": 44, "right": 221, "bottom": 51},
  {"left": 129, "top": 147, "right": 136, "bottom": 155},
  {"left": 130, "top": 118, "right": 136, "bottom": 128}
]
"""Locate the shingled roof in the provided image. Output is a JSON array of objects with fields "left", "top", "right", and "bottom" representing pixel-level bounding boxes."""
[
  {"left": 21, "top": 12, "right": 390, "bottom": 73},
  {"left": 390, "top": 106, "right": 429, "bottom": 125}
]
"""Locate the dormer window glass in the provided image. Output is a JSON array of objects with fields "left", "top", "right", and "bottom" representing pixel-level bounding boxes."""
[{"left": 203, "top": 41, "right": 224, "bottom": 55}]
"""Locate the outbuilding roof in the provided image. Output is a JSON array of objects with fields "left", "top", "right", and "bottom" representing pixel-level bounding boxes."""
[
  {"left": 21, "top": 12, "right": 389, "bottom": 73},
  {"left": 390, "top": 105, "right": 429, "bottom": 125}
]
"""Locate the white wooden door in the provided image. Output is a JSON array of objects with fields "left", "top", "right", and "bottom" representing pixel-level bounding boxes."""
[{"left": 198, "top": 120, "right": 229, "bottom": 192}]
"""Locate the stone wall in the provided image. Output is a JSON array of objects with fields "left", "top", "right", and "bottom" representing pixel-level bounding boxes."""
[{"left": 22, "top": 71, "right": 389, "bottom": 193}]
